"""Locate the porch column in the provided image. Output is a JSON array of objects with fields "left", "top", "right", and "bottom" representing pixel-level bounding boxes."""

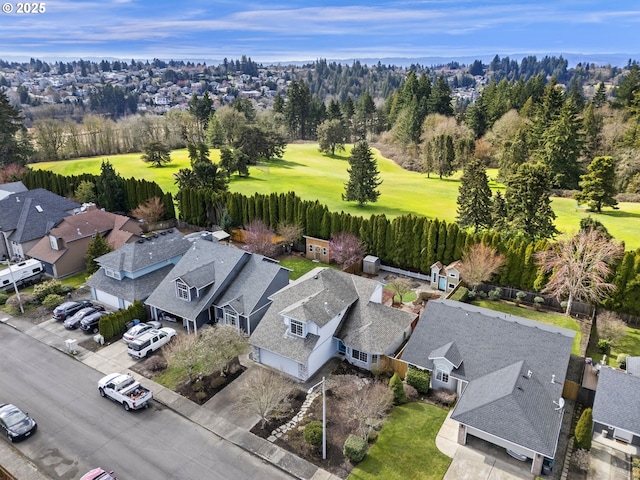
[
  {"left": 531, "top": 453, "right": 543, "bottom": 476},
  {"left": 457, "top": 423, "right": 467, "bottom": 445}
]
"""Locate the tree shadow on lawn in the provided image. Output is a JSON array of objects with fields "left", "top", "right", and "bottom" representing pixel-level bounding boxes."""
[{"left": 595, "top": 209, "right": 640, "bottom": 220}]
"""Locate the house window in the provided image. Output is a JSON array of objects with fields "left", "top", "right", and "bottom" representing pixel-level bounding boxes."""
[
  {"left": 448, "top": 283, "right": 455, "bottom": 290},
  {"left": 49, "top": 235, "right": 58, "bottom": 251},
  {"left": 104, "top": 268, "right": 121, "bottom": 280},
  {"left": 309, "top": 244, "right": 313, "bottom": 252},
  {"left": 290, "top": 319, "right": 304, "bottom": 337},
  {"left": 371, "top": 354, "right": 379, "bottom": 365},
  {"left": 432, "top": 273, "right": 437, "bottom": 282},
  {"left": 224, "top": 309, "right": 238, "bottom": 327},
  {"left": 351, "top": 349, "right": 368, "bottom": 363},
  {"left": 448, "top": 272, "right": 457, "bottom": 278},
  {"left": 176, "top": 280, "right": 189, "bottom": 301},
  {"left": 436, "top": 367, "right": 450, "bottom": 383}
]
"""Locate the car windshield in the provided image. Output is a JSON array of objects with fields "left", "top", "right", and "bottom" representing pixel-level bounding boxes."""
[{"left": 2, "top": 410, "right": 27, "bottom": 427}]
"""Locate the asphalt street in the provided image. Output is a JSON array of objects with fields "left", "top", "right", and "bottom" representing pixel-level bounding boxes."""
[{"left": 0, "top": 325, "right": 293, "bottom": 480}]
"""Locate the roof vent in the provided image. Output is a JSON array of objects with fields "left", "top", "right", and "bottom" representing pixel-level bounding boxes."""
[
  {"left": 145, "top": 237, "right": 152, "bottom": 241},
  {"left": 77, "top": 228, "right": 82, "bottom": 236},
  {"left": 167, "top": 229, "right": 174, "bottom": 233},
  {"left": 137, "top": 239, "right": 145, "bottom": 244},
  {"left": 160, "top": 231, "right": 166, "bottom": 236},
  {"left": 35, "top": 205, "right": 43, "bottom": 212},
  {"left": 551, "top": 374, "right": 556, "bottom": 384},
  {"left": 527, "top": 370, "right": 532, "bottom": 378},
  {"left": 153, "top": 234, "right": 159, "bottom": 238}
]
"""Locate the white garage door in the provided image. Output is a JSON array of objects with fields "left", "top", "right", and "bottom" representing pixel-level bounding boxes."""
[
  {"left": 95, "top": 290, "right": 120, "bottom": 310},
  {"left": 466, "top": 426, "right": 535, "bottom": 460},
  {"left": 613, "top": 428, "right": 634, "bottom": 443},
  {"left": 259, "top": 349, "right": 301, "bottom": 380}
]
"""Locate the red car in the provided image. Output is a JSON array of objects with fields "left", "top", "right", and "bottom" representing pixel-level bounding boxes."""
[{"left": 79, "top": 468, "right": 117, "bottom": 480}]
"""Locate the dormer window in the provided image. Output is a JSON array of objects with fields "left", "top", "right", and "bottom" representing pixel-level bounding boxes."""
[
  {"left": 104, "top": 268, "right": 121, "bottom": 280},
  {"left": 49, "top": 235, "right": 58, "bottom": 251},
  {"left": 290, "top": 319, "right": 304, "bottom": 337},
  {"left": 176, "top": 279, "right": 190, "bottom": 301}
]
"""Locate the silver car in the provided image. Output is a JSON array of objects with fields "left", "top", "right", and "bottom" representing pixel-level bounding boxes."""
[{"left": 122, "top": 321, "right": 162, "bottom": 344}]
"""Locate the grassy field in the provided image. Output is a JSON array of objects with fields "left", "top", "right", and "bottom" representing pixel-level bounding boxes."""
[
  {"left": 586, "top": 324, "right": 640, "bottom": 367},
  {"left": 348, "top": 403, "right": 451, "bottom": 480},
  {"left": 474, "top": 299, "right": 582, "bottom": 356},
  {"left": 30, "top": 143, "right": 640, "bottom": 249}
]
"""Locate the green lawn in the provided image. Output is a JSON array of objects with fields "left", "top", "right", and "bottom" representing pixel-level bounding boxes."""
[
  {"left": 349, "top": 402, "right": 451, "bottom": 480},
  {"left": 474, "top": 300, "right": 582, "bottom": 356},
  {"left": 30, "top": 143, "right": 640, "bottom": 249},
  {"left": 276, "top": 256, "right": 334, "bottom": 280},
  {"left": 586, "top": 324, "right": 640, "bottom": 367}
]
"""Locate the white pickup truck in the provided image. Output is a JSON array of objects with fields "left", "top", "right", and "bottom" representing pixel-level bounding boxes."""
[{"left": 97, "top": 373, "right": 153, "bottom": 411}]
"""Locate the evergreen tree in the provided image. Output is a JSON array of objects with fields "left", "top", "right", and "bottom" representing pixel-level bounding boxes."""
[
  {"left": 141, "top": 141, "right": 172, "bottom": 167},
  {"left": 343, "top": 141, "right": 382, "bottom": 206},
  {"left": 0, "top": 91, "right": 32, "bottom": 167},
  {"left": 505, "top": 162, "right": 559, "bottom": 240},
  {"left": 317, "top": 119, "right": 346, "bottom": 156},
  {"left": 95, "top": 160, "right": 124, "bottom": 212},
  {"left": 85, "top": 232, "right": 113, "bottom": 274},
  {"left": 457, "top": 159, "right": 493, "bottom": 233},
  {"left": 575, "top": 156, "right": 618, "bottom": 213},
  {"left": 592, "top": 82, "right": 607, "bottom": 108}
]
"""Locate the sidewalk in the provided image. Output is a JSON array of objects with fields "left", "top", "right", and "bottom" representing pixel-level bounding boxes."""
[{"left": 0, "top": 314, "right": 341, "bottom": 480}]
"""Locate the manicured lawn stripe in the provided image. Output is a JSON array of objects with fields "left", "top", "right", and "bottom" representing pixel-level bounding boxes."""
[
  {"left": 30, "top": 143, "right": 640, "bottom": 249},
  {"left": 349, "top": 402, "right": 451, "bottom": 480}
]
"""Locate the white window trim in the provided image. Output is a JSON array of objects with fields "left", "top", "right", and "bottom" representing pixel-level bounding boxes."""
[
  {"left": 351, "top": 348, "right": 368, "bottom": 363},
  {"left": 223, "top": 308, "right": 238, "bottom": 327},
  {"left": 436, "top": 366, "right": 450, "bottom": 383},
  {"left": 176, "top": 279, "right": 190, "bottom": 301},
  {"left": 49, "top": 235, "right": 58, "bottom": 250},
  {"left": 290, "top": 319, "right": 304, "bottom": 337},
  {"left": 322, "top": 247, "right": 327, "bottom": 255},
  {"left": 104, "top": 268, "right": 121, "bottom": 280},
  {"left": 308, "top": 244, "right": 313, "bottom": 252}
]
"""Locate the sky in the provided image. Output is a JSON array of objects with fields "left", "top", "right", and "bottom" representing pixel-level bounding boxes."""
[{"left": 1, "top": 0, "right": 639, "bottom": 65}]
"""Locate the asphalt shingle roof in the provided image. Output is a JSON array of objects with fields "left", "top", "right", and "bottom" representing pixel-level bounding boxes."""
[
  {"left": 0, "top": 188, "right": 79, "bottom": 243},
  {"left": 86, "top": 264, "right": 175, "bottom": 303},
  {"left": 592, "top": 367, "right": 640, "bottom": 436},
  {"left": 429, "top": 341, "right": 463, "bottom": 368}
]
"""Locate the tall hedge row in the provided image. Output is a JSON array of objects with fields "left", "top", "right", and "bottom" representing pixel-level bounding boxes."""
[{"left": 98, "top": 300, "right": 147, "bottom": 340}]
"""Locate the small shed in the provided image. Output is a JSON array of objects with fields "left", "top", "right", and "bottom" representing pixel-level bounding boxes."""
[{"left": 363, "top": 255, "right": 381, "bottom": 275}]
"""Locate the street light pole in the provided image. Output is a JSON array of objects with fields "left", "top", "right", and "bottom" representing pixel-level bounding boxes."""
[{"left": 307, "top": 376, "right": 327, "bottom": 460}]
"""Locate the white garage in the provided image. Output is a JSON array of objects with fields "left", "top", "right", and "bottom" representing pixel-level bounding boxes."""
[{"left": 93, "top": 289, "right": 121, "bottom": 310}]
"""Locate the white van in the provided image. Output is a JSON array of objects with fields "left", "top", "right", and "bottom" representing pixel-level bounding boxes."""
[{"left": 127, "top": 327, "right": 176, "bottom": 359}]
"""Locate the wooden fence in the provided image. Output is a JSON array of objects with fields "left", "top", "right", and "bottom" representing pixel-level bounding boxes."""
[
  {"left": 562, "top": 380, "right": 580, "bottom": 401},
  {"left": 379, "top": 355, "right": 409, "bottom": 379}
]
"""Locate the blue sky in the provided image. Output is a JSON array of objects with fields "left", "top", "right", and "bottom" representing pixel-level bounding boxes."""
[{"left": 1, "top": 0, "right": 639, "bottom": 64}]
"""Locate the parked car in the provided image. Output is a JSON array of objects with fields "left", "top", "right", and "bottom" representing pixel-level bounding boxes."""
[
  {"left": 79, "top": 468, "right": 117, "bottom": 480},
  {"left": 122, "top": 320, "right": 162, "bottom": 344},
  {"left": 0, "top": 403, "right": 37, "bottom": 442},
  {"left": 52, "top": 300, "right": 92, "bottom": 321},
  {"left": 80, "top": 310, "right": 109, "bottom": 334},
  {"left": 98, "top": 373, "right": 153, "bottom": 411},
  {"left": 63, "top": 305, "right": 105, "bottom": 330},
  {"left": 506, "top": 449, "right": 528, "bottom": 461},
  {"left": 127, "top": 327, "right": 176, "bottom": 359}
]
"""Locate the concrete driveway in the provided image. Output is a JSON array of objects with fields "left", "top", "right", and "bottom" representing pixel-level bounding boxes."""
[{"left": 437, "top": 411, "right": 536, "bottom": 480}]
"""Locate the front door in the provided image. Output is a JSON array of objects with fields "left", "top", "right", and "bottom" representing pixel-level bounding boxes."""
[
  {"left": 438, "top": 277, "right": 447, "bottom": 291},
  {"left": 338, "top": 339, "right": 346, "bottom": 354}
]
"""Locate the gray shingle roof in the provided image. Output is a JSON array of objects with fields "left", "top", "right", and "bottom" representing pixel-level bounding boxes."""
[
  {"left": 0, "top": 181, "right": 27, "bottom": 200},
  {"left": 402, "top": 299, "right": 575, "bottom": 458},
  {"left": 429, "top": 341, "right": 463, "bottom": 368},
  {"left": 250, "top": 267, "right": 415, "bottom": 363},
  {"left": 626, "top": 356, "right": 640, "bottom": 375},
  {"left": 145, "top": 239, "right": 287, "bottom": 322},
  {"left": 179, "top": 264, "right": 215, "bottom": 289},
  {"left": 0, "top": 188, "right": 79, "bottom": 243},
  {"left": 86, "top": 264, "right": 175, "bottom": 303},
  {"left": 96, "top": 229, "right": 191, "bottom": 272},
  {"left": 452, "top": 360, "right": 564, "bottom": 458},
  {"left": 593, "top": 367, "right": 640, "bottom": 436}
]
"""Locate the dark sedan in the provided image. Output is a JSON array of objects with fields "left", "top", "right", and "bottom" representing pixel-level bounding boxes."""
[
  {"left": 0, "top": 403, "right": 37, "bottom": 442},
  {"left": 80, "top": 310, "right": 108, "bottom": 334},
  {"left": 64, "top": 305, "right": 104, "bottom": 330}
]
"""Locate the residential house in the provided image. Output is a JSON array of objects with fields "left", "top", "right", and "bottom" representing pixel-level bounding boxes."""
[
  {"left": 145, "top": 237, "right": 290, "bottom": 335},
  {"left": 401, "top": 300, "right": 575, "bottom": 476},
  {"left": 0, "top": 188, "right": 80, "bottom": 261},
  {"left": 429, "top": 261, "right": 462, "bottom": 293},
  {"left": 250, "top": 267, "right": 416, "bottom": 382},
  {"left": 86, "top": 229, "right": 192, "bottom": 310},
  {"left": 304, "top": 236, "right": 330, "bottom": 263},
  {"left": 0, "top": 181, "right": 27, "bottom": 201},
  {"left": 592, "top": 364, "right": 640, "bottom": 447},
  {"left": 27, "top": 206, "right": 142, "bottom": 278}
]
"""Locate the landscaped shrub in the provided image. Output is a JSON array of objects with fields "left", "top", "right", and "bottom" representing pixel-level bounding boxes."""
[
  {"left": 574, "top": 408, "right": 593, "bottom": 450},
  {"left": 488, "top": 287, "right": 502, "bottom": 301},
  {"left": 405, "top": 367, "right": 430, "bottom": 394},
  {"left": 33, "top": 279, "right": 72, "bottom": 301},
  {"left": 0, "top": 292, "right": 9, "bottom": 305},
  {"left": 99, "top": 314, "right": 114, "bottom": 340},
  {"left": 343, "top": 434, "right": 368, "bottom": 463},
  {"left": 389, "top": 373, "right": 407, "bottom": 405},
  {"left": 42, "top": 293, "right": 64, "bottom": 309},
  {"left": 617, "top": 353, "right": 629, "bottom": 369},
  {"left": 533, "top": 297, "right": 545, "bottom": 310},
  {"left": 99, "top": 300, "right": 147, "bottom": 338},
  {"left": 475, "top": 290, "right": 487, "bottom": 299},
  {"left": 432, "top": 388, "right": 457, "bottom": 407},
  {"left": 571, "top": 448, "right": 590, "bottom": 472},
  {"left": 597, "top": 339, "right": 611, "bottom": 354},
  {"left": 5, "top": 293, "right": 37, "bottom": 314},
  {"left": 515, "top": 291, "right": 527, "bottom": 305},
  {"left": 144, "top": 356, "right": 168, "bottom": 372},
  {"left": 304, "top": 421, "right": 324, "bottom": 447},
  {"left": 403, "top": 384, "right": 419, "bottom": 402}
]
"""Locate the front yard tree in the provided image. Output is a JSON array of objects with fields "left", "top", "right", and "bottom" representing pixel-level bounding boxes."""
[
  {"left": 234, "top": 369, "right": 293, "bottom": 430},
  {"left": 131, "top": 196, "right": 165, "bottom": 224},
  {"left": 243, "top": 220, "right": 276, "bottom": 257},
  {"left": 200, "top": 324, "right": 249, "bottom": 376},
  {"left": 343, "top": 141, "right": 382, "bottom": 206},
  {"left": 85, "top": 232, "right": 113, "bottom": 274},
  {"left": 457, "top": 243, "right": 505, "bottom": 292},
  {"left": 317, "top": 119, "right": 346, "bottom": 156},
  {"left": 164, "top": 334, "right": 206, "bottom": 383},
  {"left": 141, "top": 141, "right": 172, "bottom": 167},
  {"left": 333, "top": 377, "right": 393, "bottom": 439},
  {"left": 456, "top": 159, "right": 493, "bottom": 233},
  {"left": 535, "top": 229, "right": 624, "bottom": 316},
  {"left": 574, "top": 156, "right": 618, "bottom": 213},
  {"left": 328, "top": 232, "right": 364, "bottom": 269}
]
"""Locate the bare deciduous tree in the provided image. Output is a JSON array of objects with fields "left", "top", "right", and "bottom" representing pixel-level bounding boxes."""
[
  {"left": 234, "top": 369, "right": 294, "bottom": 429},
  {"left": 277, "top": 221, "right": 303, "bottom": 254},
  {"left": 328, "top": 232, "right": 364, "bottom": 268},
  {"left": 596, "top": 311, "right": 628, "bottom": 346},
  {"left": 199, "top": 324, "right": 249, "bottom": 376},
  {"left": 243, "top": 220, "right": 276, "bottom": 257},
  {"left": 536, "top": 229, "right": 624, "bottom": 316},
  {"left": 457, "top": 243, "right": 505, "bottom": 291},
  {"left": 387, "top": 277, "right": 412, "bottom": 305},
  {"left": 130, "top": 196, "right": 165, "bottom": 224},
  {"left": 164, "top": 334, "right": 206, "bottom": 383}
]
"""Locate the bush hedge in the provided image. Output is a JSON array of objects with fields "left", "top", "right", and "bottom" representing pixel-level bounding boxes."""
[
  {"left": 304, "top": 421, "right": 324, "bottom": 447},
  {"left": 405, "top": 367, "right": 430, "bottom": 394},
  {"left": 98, "top": 300, "right": 147, "bottom": 340},
  {"left": 0, "top": 292, "right": 9, "bottom": 305},
  {"left": 33, "top": 279, "right": 72, "bottom": 301},
  {"left": 575, "top": 408, "right": 593, "bottom": 450},
  {"left": 389, "top": 373, "right": 407, "bottom": 405},
  {"left": 343, "top": 434, "right": 368, "bottom": 463},
  {"left": 42, "top": 293, "right": 65, "bottom": 309}
]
